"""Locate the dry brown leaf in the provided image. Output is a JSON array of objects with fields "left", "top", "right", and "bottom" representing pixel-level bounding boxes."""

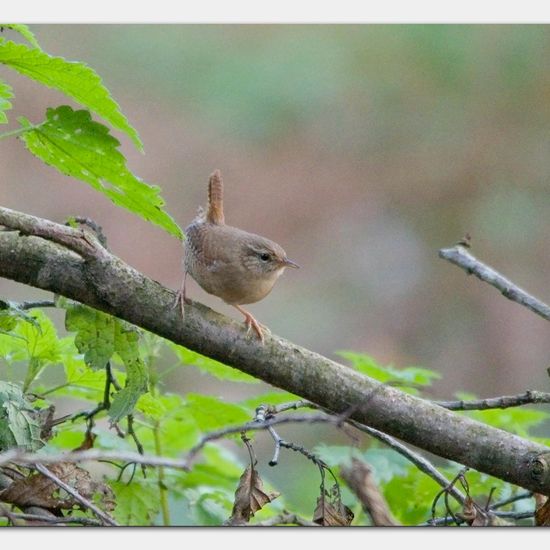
[
  {"left": 227, "top": 465, "right": 280, "bottom": 525},
  {"left": 0, "top": 462, "right": 114, "bottom": 512},
  {"left": 458, "top": 496, "right": 513, "bottom": 526},
  {"left": 73, "top": 430, "right": 96, "bottom": 451},
  {"left": 313, "top": 487, "right": 354, "bottom": 527},
  {"left": 535, "top": 494, "right": 550, "bottom": 526}
]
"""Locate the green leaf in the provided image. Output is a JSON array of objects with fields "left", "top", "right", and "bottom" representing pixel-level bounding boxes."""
[
  {"left": 1, "top": 24, "right": 41, "bottom": 49},
  {"left": 19, "top": 106, "right": 182, "bottom": 238},
  {"left": 382, "top": 465, "right": 440, "bottom": 525},
  {"left": 179, "top": 445, "right": 244, "bottom": 491},
  {"left": 362, "top": 448, "right": 411, "bottom": 485},
  {"left": 57, "top": 352, "right": 112, "bottom": 403},
  {"left": 185, "top": 393, "right": 251, "bottom": 431},
  {"left": 465, "top": 407, "right": 550, "bottom": 438},
  {"left": 110, "top": 480, "right": 160, "bottom": 526},
  {"left": 65, "top": 304, "right": 149, "bottom": 421},
  {"left": 0, "top": 381, "right": 43, "bottom": 451},
  {"left": 0, "top": 79, "right": 13, "bottom": 124},
  {"left": 65, "top": 305, "right": 118, "bottom": 370},
  {"left": 0, "top": 309, "right": 61, "bottom": 391},
  {"left": 186, "top": 487, "right": 235, "bottom": 526},
  {"left": 313, "top": 444, "right": 361, "bottom": 468},
  {"left": 0, "top": 299, "right": 42, "bottom": 333},
  {"left": 170, "top": 342, "right": 258, "bottom": 383},
  {"left": 0, "top": 39, "right": 141, "bottom": 148},
  {"left": 108, "top": 325, "right": 149, "bottom": 422},
  {"left": 338, "top": 351, "right": 440, "bottom": 394},
  {"left": 135, "top": 393, "right": 200, "bottom": 454}
]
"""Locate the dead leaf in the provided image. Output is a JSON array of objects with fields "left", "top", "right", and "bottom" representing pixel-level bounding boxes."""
[
  {"left": 458, "top": 497, "right": 489, "bottom": 526},
  {"left": 313, "top": 485, "right": 354, "bottom": 526},
  {"left": 535, "top": 494, "right": 550, "bottom": 526},
  {"left": 0, "top": 462, "right": 114, "bottom": 512},
  {"left": 73, "top": 430, "right": 96, "bottom": 451},
  {"left": 227, "top": 465, "right": 279, "bottom": 525}
]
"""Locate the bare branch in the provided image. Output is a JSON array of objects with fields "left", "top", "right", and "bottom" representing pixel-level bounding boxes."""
[
  {"left": 347, "top": 420, "right": 466, "bottom": 505},
  {"left": 33, "top": 464, "right": 118, "bottom": 526},
  {"left": 439, "top": 244, "right": 550, "bottom": 322},
  {"left": 436, "top": 391, "right": 550, "bottom": 411},
  {"left": 2, "top": 207, "right": 550, "bottom": 495},
  {"left": 0, "top": 509, "right": 102, "bottom": 526}
]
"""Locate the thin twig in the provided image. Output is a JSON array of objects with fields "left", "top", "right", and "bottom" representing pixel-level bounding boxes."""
[
  {"left": 0, "top": 414, "right": 339, "bottom": 472},
  {"left": 439, "top": 244, "right": 550, "bottom": 322},
  {"left": 183, "top": 413, "right": 338, "bottom": 469},
  {"left": 251, "top": 513, "right": 317, "bottom": 527},
  {"left": 263, "top": 400, "right": 466, "bottom": 505},
  {"left": 18, "top": 300, "right": 57, "bottom": 310},
  {"left": 346, "top": 419, "right": 466, "bottom": 505},
  {"left": 270, "top": 400, "right": 315, "bottom": 414},
  {"left": 436, "top": 391, "right": 550, "bottom": 411},
  {"left": 422, "top": 509, "right": 534, "bottom": 527},
  {"left": 0, "top": 511, "right": 102, "bottom": 526},
  {"left": 33, "top": 464, "right": 118, "bottom": 527},
  {"left": 0, "top": 502, "right": 21, "bottom": 526},
  {"left": 489, "top": 491, "right": 533, "bottom": 510}
]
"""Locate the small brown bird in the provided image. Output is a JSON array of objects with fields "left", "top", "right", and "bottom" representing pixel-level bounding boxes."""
[{"left": 175, "top": 169, "right": 299, "bottom": 342}]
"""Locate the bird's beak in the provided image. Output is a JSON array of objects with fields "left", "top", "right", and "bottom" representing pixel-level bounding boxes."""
[{"left": 283, "top": 258, "right": 300, "bottom": 269}]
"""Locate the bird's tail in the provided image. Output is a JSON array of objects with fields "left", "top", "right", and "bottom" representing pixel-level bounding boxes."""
[{"left": 206, "top": 169, "right": 225, "bottom": 225}]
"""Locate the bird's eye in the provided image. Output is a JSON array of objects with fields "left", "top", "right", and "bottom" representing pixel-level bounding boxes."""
[{"left": 259, "top": 252, "right": 271, "bottom": 262}]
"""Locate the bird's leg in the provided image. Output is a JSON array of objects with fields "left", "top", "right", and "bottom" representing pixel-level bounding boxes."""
[
  {"left": 233, "top": 305, "right": 265, "bottom": 344},
  {"left": 173, "top": 271, "right": 188, "bottom": 318}
]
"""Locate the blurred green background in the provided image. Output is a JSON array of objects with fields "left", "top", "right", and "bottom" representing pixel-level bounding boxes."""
[{"left": 1, "top": 25, "right": 550, "bottom": 510}]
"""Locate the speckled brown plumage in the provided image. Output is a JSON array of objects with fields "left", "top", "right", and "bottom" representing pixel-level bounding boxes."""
[{"left": 175, "top": 170, "right": 298, "bottom": 342}]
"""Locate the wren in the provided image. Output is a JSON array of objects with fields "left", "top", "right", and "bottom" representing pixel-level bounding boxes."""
[{"left": 175, "top": 169, "right": 298, "bottom": 342}]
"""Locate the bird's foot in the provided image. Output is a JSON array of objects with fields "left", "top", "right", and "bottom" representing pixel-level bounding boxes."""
[
  {"left": 234, "top": 305, "right": 267, "bottom": 344},
  {"left": 172, "top": 288, "right": 190, "bottom": 318}
]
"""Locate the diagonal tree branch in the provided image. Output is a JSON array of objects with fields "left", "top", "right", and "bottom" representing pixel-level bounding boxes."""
[
  {"left": 1, "top": 206, "right": 550, "bottom": 495},
  {"left": 439, "top": 244, "right": 550, "bottom": 322}
]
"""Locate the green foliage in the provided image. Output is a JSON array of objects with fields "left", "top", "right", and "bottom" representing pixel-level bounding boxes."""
[
  {"left": 65, "top": 304, "right": 148, "bottom": 422},
  {"left": 169, "top": 342, "right": 258, "bottom": 383},
  {"left": 185, "top": 393, "right": 251, "bottom": 431},
  {"left": 0, "top": 24, "right": 41, "bottom": 49},
  {"left": 0, "top": 38, "right": 141, "bottom": 148},
  {"left": 111, "top": 480, "right": 161, "bottom": 525},
  {"left": 0, "top": 381, "right": 43, "bottom": 451},
  {"left": 18, "top": 106, "right": 181, "bottom": 238},
  {"left": 0, "top": 308, "right": 61, "bottom": 391},
  {"left": 0, "top": 80, "right": 13, "bottom": 124},
  {"left": 0, "top": 26, "right": 547, "bottom": 526},
  {"left": 338, "top": 351, "right": 440, "bottom": 394}
]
